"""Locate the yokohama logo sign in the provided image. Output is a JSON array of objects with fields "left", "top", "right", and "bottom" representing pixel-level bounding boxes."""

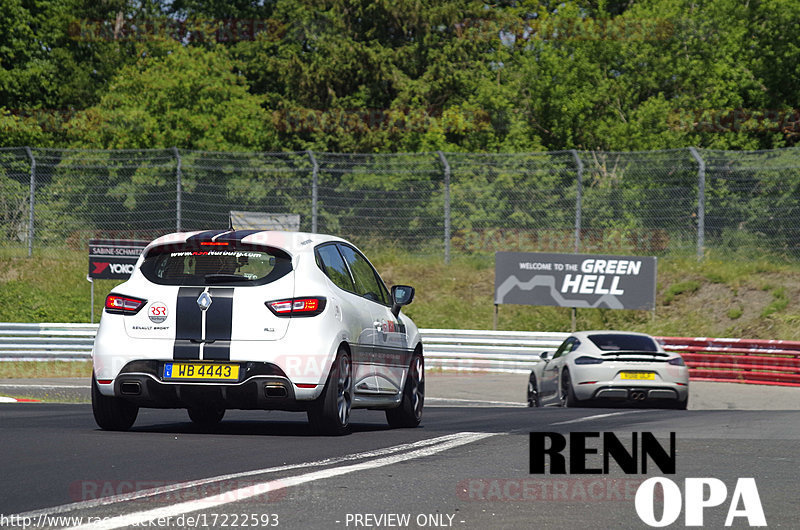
[{"left": 88, "top": 239, "right": 148, "bottom": 280}]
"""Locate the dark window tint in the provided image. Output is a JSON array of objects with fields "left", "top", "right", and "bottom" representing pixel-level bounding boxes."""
[
  {"left": 589, "top": 334, "right": 658, "bottom": 352},
  {"left": 552, "top": 337, "right": 576, "bottom": 359},
  {"left": 315, "top": 244, "right": 355, "bottom": 292},
  {"left": 140, "top": 244, "right": 291, "bottom": 286},
  {"left": 338, "top": 245, "right": 390, "bottom": 305}
]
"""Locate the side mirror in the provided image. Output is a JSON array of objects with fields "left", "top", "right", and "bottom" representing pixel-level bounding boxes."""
[
  {"left": 391, "top": 285, "right": 415, "bottom": 317},
  {"left": 539, "top": 351, "right": 551, "bottom": 361}
]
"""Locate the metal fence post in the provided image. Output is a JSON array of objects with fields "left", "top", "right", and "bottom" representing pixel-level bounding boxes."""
[
  {"left": 173, "top": 147, "right": 182, "bottom": 232},
  {"left": 24, "top": 147, "right": 35, "bottom": 257},
  {"left": 307, "top": 150, "right": 319, "bottom": 233},
  {"left": 689, "top": 147, "right": 705, "bottom": 260},
  {"left": 571, "top": 149, "right": 583, "bottom": 254},
  {"left": 438, "top": 151, "right": 451, "bottom": 264}
]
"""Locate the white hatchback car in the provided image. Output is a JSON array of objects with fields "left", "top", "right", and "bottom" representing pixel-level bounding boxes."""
[
  {"left": 527, "top": 331, "right": 689, "bottom": 409},
  {"left": 92, "top": 230, "right": 423, "bottom": 434}
]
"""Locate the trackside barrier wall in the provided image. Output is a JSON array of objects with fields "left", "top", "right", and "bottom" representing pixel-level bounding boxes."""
[
  {"left": 659, "top": 336, "right": 800, "bottom": 388},
  {"left": 0, "top": 323, "right": 98, "bottom": 361},
  {"left": 1, "top": 324, "right": 800, "bottom": 387}
]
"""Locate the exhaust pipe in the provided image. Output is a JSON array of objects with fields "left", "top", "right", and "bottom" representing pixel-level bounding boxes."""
[
  {"left": 264, "top": 383, "right": 287, "bottom": 398},
  {"left": 630, "top": 391, "right": 646, "bottom": 401},
  {"left": 120, "top": 381, "right": 141, "bottom": 396}
]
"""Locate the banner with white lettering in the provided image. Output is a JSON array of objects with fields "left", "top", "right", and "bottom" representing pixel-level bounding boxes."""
[
  {"left": 88, "top": 239, "right": 149, "bottom": 280},
  {"left": 495, "top": 252, "right": 657, "bottom": 311}
]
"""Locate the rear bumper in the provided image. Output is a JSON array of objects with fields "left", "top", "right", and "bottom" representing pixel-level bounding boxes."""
[
  {"left": 105, "top": 360, "right": 321, "bottom": 410},
  {"left": 574, "top": 382, "right": 689, "bottom": 404},
  {"left": 92, "top": 315, "right": 341, "bottom": 388}
]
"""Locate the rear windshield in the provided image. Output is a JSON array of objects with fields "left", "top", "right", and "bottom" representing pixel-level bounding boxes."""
[
  {"left": 588, "top": 334, "right": 659, "bottom": 352},
  {"left": 140, "top": 244, "right": 292, "bottom": 286}
]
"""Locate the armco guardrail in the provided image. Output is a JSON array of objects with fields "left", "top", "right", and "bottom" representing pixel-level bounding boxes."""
[
  {"left": 659, "top": 336, "right": 800, "bottom": 388},
  {"left": 421, "top": 329, "right": 566, "bottom": 373},
  {"left": 0, "top": 323, "right": 97, "bottom": 361},
  {"left": 2, "top": 324, "right": 799, "bottom": 387}
]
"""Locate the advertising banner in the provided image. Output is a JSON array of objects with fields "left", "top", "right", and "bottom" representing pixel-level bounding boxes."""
[
  {"left": 495, "top": 251, "right": 657, "bottom": 311},
  {"left": 88, "top": 239, "right": 149, "bottom": 280}
]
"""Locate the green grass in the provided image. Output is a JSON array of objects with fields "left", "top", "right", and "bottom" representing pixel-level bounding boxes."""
[
  {"left": 0, "top": 361, "right": 93, "bottom": 378},
  {"left": 761, "top": 287, "right": 790, "bottom": 318},
  {"left": 663, "top": 280, "right": 702, "bottom": 306},
  {"left": 2, "top": 248, "right": 800, "bottom": 341},
  {"left": 0, "top": 249, "right": 119, "bottom": 322},
  {"left": 727, "top": 306, "right": 743, "bottom": 320}
]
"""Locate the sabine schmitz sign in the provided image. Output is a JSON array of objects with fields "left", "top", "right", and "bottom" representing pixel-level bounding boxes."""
[
  {"left": 88, "top": 239, "right": 149, "bottom": 280},
  {"left": 495, "top": 252, "right": 657, "bottom": 311}
]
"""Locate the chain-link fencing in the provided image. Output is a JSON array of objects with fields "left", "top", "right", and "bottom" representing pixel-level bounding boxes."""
[{"left": 2, "top": 146, "right": 800, "bottom": 260}]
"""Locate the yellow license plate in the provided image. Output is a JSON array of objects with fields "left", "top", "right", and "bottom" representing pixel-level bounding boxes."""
[
  {"left": 164, "top": 363, "right": 239, "bottom": 381},
  {"left": 620, "top": 371, "right": 656, "bottom": 380}
]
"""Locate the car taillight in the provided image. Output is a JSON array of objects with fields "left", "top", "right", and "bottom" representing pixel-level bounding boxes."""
[
  {"left": 105, "top": 294, "right": 146, "bottom": 315},
  {"left": 266, "top": 297, "right": 326, "bottom": 317},
  {"left": 574, "top": 356, "right": 604, "bottom": 365},
  {"left": 668, "top": 357, "right": 686, "bottom": 366}
]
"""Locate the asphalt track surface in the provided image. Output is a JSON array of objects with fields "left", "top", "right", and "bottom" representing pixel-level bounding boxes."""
[{"left": 1, "top": 375, "right": 799, "bottom": 529}]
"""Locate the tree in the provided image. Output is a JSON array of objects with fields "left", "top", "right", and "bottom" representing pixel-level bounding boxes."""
[{"left": 67, "top": 43, "right": 277, "bottom": 150}]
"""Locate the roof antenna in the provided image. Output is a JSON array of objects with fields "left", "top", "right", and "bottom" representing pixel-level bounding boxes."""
[{"left": 228, "top": 214, "right": 235, "bottom": 232}]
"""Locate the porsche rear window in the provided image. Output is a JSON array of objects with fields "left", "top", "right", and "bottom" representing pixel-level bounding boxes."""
[
  {"left": 589, "top": 334, "right": 659, "bottom": 352},
  {"left": 140, "top": 244, "right": 292, "bottom": 286}
]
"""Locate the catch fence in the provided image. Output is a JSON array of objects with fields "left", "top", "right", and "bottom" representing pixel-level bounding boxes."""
[{"left": 2, "top": 147, "right": 800, "bottom": 260}]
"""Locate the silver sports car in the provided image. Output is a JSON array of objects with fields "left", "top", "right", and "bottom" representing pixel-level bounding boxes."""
[{"left": 526, "top": 331, "right": 689, "bottom": 409}]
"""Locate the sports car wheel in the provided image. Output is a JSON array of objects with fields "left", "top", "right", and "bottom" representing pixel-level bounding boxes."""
[
  {"left": 188, "top": 406, "right": 225, "bottom": 427},
  {"left": 386, "top": 352, "right": 424, "bottom": 428},
  {"left": 527, "top": 374, "right": 541, "bottom": 407},
  {"left": 91, "top": 375, "right": 139, "bottom": 431},
  {"left": 560, "top": 370, "right": 578, "bottom": 408},
  {"left": 308, "top": 347, "right": 353, "bottom": 435}
]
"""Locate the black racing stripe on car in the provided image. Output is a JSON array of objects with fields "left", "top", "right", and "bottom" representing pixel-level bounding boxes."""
[
  {"left": 349, "top": 343, "right": 372, "bottom": 365},
  {"left": 214, "top": 230, "right": 262, "bottom": 242},
  {"left": 372, "top": 345, "right": 415, "bottom": 367},
  {"left": 203, "top": 341, "right": 232, "bottom": 361},
  {"left": 204, "top": 287, "right": 234, "bottom": 360},
  {"left": 173, "top": 341, "right": 200, "bottom": 360},
  {"left": 186, "top": 230, "right": 227, "bottom": 242},
  {"left": 205, "top": 288, "right": 233, "bottom": 341},
  {"left": 350, "top": 344, "right": 414, "bottom": 368},
  {"left": 174, "top": 287, "right": 204, "bottom": 359}
]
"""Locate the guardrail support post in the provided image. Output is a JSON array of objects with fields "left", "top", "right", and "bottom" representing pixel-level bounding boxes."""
[
  {"left": 173, "top": 147, "right": 182, "bottom": 232},
  {"left": 438, "top": 151, "right": 451, "bottom": 264},
  {"left": 689, "top": 147, "right": 705, "bottom": 260},
  {"left": 24, "top": 147, "right": 35, "bottom": 257},
  {"left": 308, "top": 150, "right": 319, "bottom": 233},
  {"left": 571, "top": 149, "right": 583, "bottom": 253},
  {"left": 570, "top": 149, "right": 583, "bottom": 332}
]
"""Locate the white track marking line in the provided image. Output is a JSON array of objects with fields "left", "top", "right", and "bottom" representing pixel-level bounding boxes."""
[
  {"left": 550, "top": 410, "right": 650, "bottom": 425},
  {"left": 426, "top": 397, "right": 526, "bottom": 407},
  {"left": 64, "top": 431, "right": 497, "bottom": 530},
  {"left": 0, "top": 396, "right": 18, "bottom": 403},
  {"left": 12, "top": 432, "right": 487, "bottom": 520}
]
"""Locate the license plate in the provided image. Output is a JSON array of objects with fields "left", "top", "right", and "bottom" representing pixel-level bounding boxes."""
[
  {"left": 620, "top": 371, "right": 656, "bottom": 380},
  {"left": 163, "top": 363, "right": 239, "bottom": 381}
]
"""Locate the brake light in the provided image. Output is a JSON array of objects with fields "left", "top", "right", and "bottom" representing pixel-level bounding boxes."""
[
  {"left": 668, "top": 357, "right": 686, "bottom": 366},
  {"left": 105, "top": 294, "right": 146, "bottom": 315},
  {"left": 574, "top": 356, "right": 604, "bottom": 365},
  {"left": 266, "top": 297, "right": 326, "bottom": 317},
  {"left": 200, "top": 242, "right": 228, "bottom": 246}
]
